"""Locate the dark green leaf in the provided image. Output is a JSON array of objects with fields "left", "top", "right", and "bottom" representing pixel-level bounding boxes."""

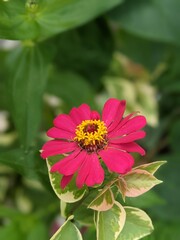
[
  {"left": 53, "top": 19, "right": 114, "bottom": 89},
  {"left": 109, "top": 0, "right": 180, "bottom": 45},
  {"left": 7, "top": 44, "right": 50, "bottom": 149}
]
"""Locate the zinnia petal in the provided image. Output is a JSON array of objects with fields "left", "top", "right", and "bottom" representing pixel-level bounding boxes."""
[
  {"left": 109, "top": 142, "right": 145, "bottom": 156},
  {"left": 107, "top": 100, "right": 126, "bottom": 132},
  {"left": 91, "top": 110, "right": 100, "bottom": 120},
  {"left": 108, "top": 112, "right": 137, "bottom": 136},
  {"left": 99, "top": 148, "right": 134, "bottom": 174},
  {"left": 53, "top": 114, "right": 76, "bottom": 132},
  {"left": 109, "top": 116, "right": 146, "bottom": 137},
  {"left": 51, "top": 149, "right": 86, "bottom": 175},
  {"left": 76, "top": 153, "right": 104, "bottom": 188},
  {"left": 70, "top": 104, "right": 91, "bottom": 125},
  {"left": 110, "top": 131, "right": 146, "bottom": 144},
  {"left": 41, "top": 140, "right": 77, "bottom": 159},
  {"left": 47, "top": 127, "right": 75, "bottom": 140},
  {"left": 85, "top": 153, "right": 104, "bottom": 187},
  {"left": 102, "top": 98, "right": 125, "bottom": 127}
]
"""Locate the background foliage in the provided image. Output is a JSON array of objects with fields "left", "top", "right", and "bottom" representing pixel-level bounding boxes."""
[{"left": 0, "top": 0, "right": 180, "bottom": 239}]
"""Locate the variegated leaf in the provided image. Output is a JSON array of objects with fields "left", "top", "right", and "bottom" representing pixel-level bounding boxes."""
[
  {"left": 134, "top": 161, "right": 166, "bottom": 174},
  {"left": 47, "top": 156, "right": 86, "bottom": 203},
  {"left": 123, "top": 169, "right": 162, "bottom": 197},
  {"left": 96, "top": 201, "right": 126, "bottom": 240},
  {"left": 117, "top": 207, "right": 154, "bottom": 240},
  {"left": 116, "top": 177, "right": 128, "bottom": 202},
  {"left": 88, "top": 188, "right": 115, "bottom": 211},
  {"left": 50, "top": 216, "right": 83, "bottom": 240}
]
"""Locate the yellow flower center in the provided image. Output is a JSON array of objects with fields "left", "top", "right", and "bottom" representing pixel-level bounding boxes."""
[{"left": 74, "top": 119, "right": 108, "bottom": 153}]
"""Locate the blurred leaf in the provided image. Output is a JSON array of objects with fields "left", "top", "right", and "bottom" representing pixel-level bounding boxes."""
[
  {"left": 0, "top": 50, "right": 9, "bottom": 109},
  {"left": 0, "top": 205, "right": 23, "bottom": 220},
  {"left": 151, "top": 154, "right": 180, "bottom": 221},
  {"left": 169, "top": 119, "right": 180, "bottom": 153},
  {"left": 83, "top": 227, "right": 96, "bottom": 240},
  {"left": 27, "top": 222, "right": 49, "bottom": 240},
  {"left": 96, "top": 201, "right": 126, "bottom": 240},
  {"left": 88, "top": 188, "right": 114, "bottom": 211},
  {"left": 50, "top": 216, "right": 82, "bottom": 240},
  {"left": 0, "top": 148, "right": 35, "bottom": 178},
  {"left": 53, "top": 19, "right": 114, "bottom": 89},
  {"left": 47, "top": 70, "right": 96, "bottom": 110},
  {"left": 144, "top": 221, "right": 180, "bottom": 240},
  {"left": 0, "top": 224, "right": 23, "bottom": 240},
  {"left": 0, "top": 0, "right": 123, "bottom": 40},
  {"left": 7, "top": 44, "right": 50, "bottom": 149},
  {"left": 124, "top": 191, "right": 165, "bottom": 209},
  {"left": 116, "top": 30, "right": 167, "bottom": 71},
  {"left": 117, "top": 207, "right": 154, "bottom": 240},
  {"left": 109, "top": 0, "right": 180, "bottom": 45},
  {"left": 0, "top": 205, "right": 50, "bottom": 240},
  {"left": 134, "top": 161, "right": 167, "bottom": 175},
  {"left": 47, "top": 155, "right": 86, "bottom": 203},
  {"left": 122, "top": 169, "right": 162, "bottom": 197},
  {"left": 0, "top": 146, "right": 50, "bottom": 188}
]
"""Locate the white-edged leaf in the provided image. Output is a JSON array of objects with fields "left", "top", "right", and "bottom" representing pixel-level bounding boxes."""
[
  {"left": 117, "top": 207, "right": 154, "bottom": 240},
  {"left": 88, "top": 188, "right": 114, "bottom": 211},
  {"left": 96, "top": 201, "right": 126, "bottom": 240},
  {"left": 123, "top": 169, "right": 162, "bottom": 197},
  {"left": 47, "top": 156, "right": 86, "bottom": 203},
  {"left": 134, "top": 161, "right": 167, "bottom": 174},
  {"left": 50, "top": 216, "right": 82, "bottom": 240}
]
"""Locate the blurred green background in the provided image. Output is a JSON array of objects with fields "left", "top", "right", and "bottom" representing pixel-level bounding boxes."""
[{"left": 0, "top": 0, "right": 180, "bottom": 239}]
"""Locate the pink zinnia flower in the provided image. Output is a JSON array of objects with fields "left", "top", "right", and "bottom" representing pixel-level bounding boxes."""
[{"left": 41, "top": 98, "right": 146, "bottom": 189}]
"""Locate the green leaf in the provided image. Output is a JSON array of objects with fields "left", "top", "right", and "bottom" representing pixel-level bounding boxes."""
[
  {"left": 96, "top": 201, "right": 126, "bottom": 240},
  {"left": 47, "top": 156, "right": 86, "bottom": 203},
  {"left": 88, "top": 188, "right": 115, "bottom": 211},
  {"left": 122, "top": 169, "right": 162, "bottom": 197},
  {"left": 109, "top": 0, "right": 180, "bottom": 46},
  {"left": 117, "top": 207, "right": 154, "bottom": 240},
  {"left": 50, "top": 216, "right": 82, "bottom": 240},
  {"left": 134, "top": 161, "right": 167, "bottom": 175},
  {"left": 0, "top": 0, "right": 123, "bottom": 40},
  {"left": 7, "top": 44, "right": 49, "bottom": 149}
]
